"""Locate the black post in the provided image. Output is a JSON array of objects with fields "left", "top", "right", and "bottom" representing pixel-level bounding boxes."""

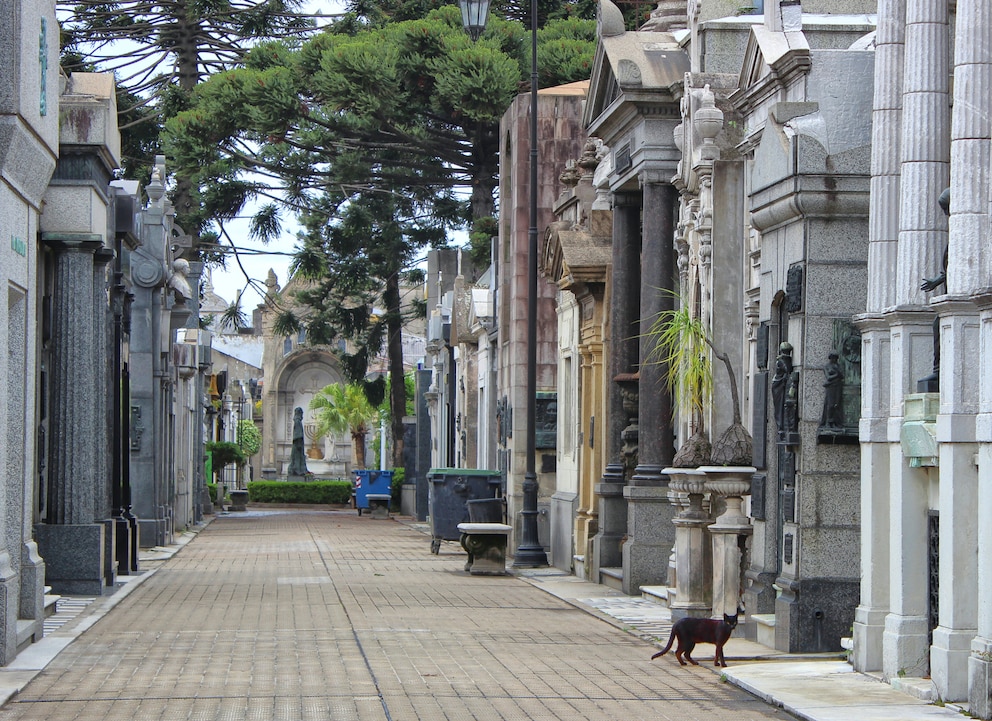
[{"left": 512, "top": 0, "right": 548, "bottom": 567}]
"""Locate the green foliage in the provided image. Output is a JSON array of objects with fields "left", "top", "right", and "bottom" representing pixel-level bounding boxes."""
[
  {"left": 59, "top": 0, "right": 319, "bottom": 236},
  {"left": 310, "top": 383, "right": 379, "bottom": 469},
  {"left": 467, "top": 215, "right": 498, "bottom": 268},
  {"left": 390, "top": 468, "right": 405, "bottom": 509},
  {"left": 310, "top": 383, "right": 378, "bottom": 438},
  {"left": 236, "top": 419, "right": 262, "bottom": 457},
  {"left": 206, "top": 440, "right": 247, "bottom": 468},
  {"left": 537, "top": 18, "right": 595, "bottom": 87},
  {"left": 247, "top": 481, "right": 353, "bottom": 504},
  {"left": 162, "top": 4, "right": 593, "bottom": 466},
  {"left": 644, "top": 298, "right": 713, "bottom": 422}
]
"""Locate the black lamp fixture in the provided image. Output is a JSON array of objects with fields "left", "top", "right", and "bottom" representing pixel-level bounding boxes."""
[
  {"left": 458, "top": 0, "right": 548, "bottom": 567},
  {"left": 458, "top": 0, "right": 492, "bottom": 40}
]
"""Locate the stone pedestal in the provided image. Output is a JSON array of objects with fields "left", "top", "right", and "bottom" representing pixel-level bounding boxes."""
[
  {"left": 591, "top": 465, "right": 626, "bottom": 580},
  {"left": 970, "top": 637, "right": 992, "bottom": 718},
  {"left": 622, "top": 484, "right": 674, "bottom": 595},
  {"left": 100, "top": 519, "right": 117, "bottom": 587},
  {"left": 666, "top": 468, "right": 711, "bottom": 618},
  {"left": 35, "top": 524, "right": 106, "bottom": 595},
  {"left": 115, "top": 516, "right": 136, "bottom": 575},
  {"left": 702, "top": 467, "right": 753, "bottom": 618},
  {"left": 458, "top": 523, "right": 511, "bottom": 575},
  {"left": 229, "top": 490, "right": 249, "bottom": 512}
]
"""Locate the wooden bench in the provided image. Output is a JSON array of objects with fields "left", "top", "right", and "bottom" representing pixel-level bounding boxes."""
[{"left": 457, "top": 523, "right": 512, "bottom": 575}]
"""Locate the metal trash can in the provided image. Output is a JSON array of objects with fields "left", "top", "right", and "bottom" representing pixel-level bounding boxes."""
[
  {"left": 427, "top": 469, "right": 502, "bottom": 553},
  {"left": 354, "top": 470, "right": 393, "bottom": 516},
  {"left": 467, "top": 498, "right": 504, "bottom": 523}
]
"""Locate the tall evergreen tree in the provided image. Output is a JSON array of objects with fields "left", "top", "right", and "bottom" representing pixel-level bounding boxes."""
[
  {"left": 59, "top": 0, "right": 319, "bottom": 235},
  {"left": 163, "top": 6, "right": 595, "bottom": 465}
]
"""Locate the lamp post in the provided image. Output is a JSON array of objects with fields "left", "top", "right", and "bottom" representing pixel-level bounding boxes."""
[{"left": 458, "top": 0, "right": 547, "bottom": 567}]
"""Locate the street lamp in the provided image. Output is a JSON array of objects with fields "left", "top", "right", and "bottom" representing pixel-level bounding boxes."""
[
  {"left": 458, "top": 0, "right": 491, "bottom": 40},
  {"left": 458, "top": 0, "right": 548, "bottom": 567}
]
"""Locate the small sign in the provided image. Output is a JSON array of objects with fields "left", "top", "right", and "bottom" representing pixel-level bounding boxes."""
[{"left": 11, "top": 236, "right": 26, "bottom": 257}]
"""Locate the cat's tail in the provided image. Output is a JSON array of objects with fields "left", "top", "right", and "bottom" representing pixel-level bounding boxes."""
[{"left": 650, "top": 629, "right": 676, "bottom": 660}]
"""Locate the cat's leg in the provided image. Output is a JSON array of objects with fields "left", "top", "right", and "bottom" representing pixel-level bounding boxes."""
[
  {"left": 674, "top": 642, "right": 688, "bottom": 665},
  {"left": 714, "top": 643, "right": 726, "bottom": 667},
  {"left": 683, "top": 641, "right": 698, "bottom": 665}
]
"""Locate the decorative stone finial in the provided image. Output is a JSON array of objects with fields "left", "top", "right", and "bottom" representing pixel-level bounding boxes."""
[{"left": 599, "top": 0, "right": 626, "bottom": 37}]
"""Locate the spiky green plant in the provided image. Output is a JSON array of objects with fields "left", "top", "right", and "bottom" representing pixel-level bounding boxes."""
[
  {"left": 646, "top": 301, "right": 713, "bottom": 426},
  {"left": 645, "top": 292, "right": 752, "bottom": 467},
  {"left": 645, "top": 299, "right": 713, "bottom": 467}
]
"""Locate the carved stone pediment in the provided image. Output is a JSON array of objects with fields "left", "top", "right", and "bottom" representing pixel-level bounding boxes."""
[{"left": 544, "top": 227, "right": 611, "bottom": 290}]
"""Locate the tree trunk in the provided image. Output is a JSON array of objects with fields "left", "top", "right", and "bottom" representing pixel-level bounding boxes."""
[
  {"left": 352, "top": 431, "right": 367, "bottom": 470},
  {"left": 384, "top": 270, "right": 406, "bottom": 469}
]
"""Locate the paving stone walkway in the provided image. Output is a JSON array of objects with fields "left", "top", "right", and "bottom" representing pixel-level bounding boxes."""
[{"left": 0, "top": 509, "right": 795, "bottom": 721}]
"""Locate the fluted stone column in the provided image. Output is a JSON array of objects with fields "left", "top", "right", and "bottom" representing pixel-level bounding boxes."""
[
  {"left": 591, "top": 191, "right": 640, "bottom": 580},
  {"left": 35, "top": 233, "right": 107, "bottom": 595},
  {"left": 896, "top": 0, "right": 949, "bottom": 305},
  {"left": 881, "top": 0, "right": 950, "bottom": 684},
  {"left": 624, "top": 179, "right": 677, "bottom": 594},
  {"left": 854, "top": 0, "right": 905, "bottom": 673}
]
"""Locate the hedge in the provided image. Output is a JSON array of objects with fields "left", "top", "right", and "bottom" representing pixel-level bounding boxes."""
[{"left": 247, "top": 480, "right": 353, "bottom": 505}]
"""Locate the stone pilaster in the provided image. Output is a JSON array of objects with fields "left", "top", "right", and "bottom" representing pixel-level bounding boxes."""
[
  {"left": 931, "top": 300, "right": 980, "bottom": 702},
  {"left": 971, "top": 293, "right": 992, "bottom": 718},
  {"left": 94, "top": 248, "right": 117, "bottom": 588},
  {"left": 852, "top": 315, "right": 892, "bottom": 672},
  {"left": 590, "top": 191, "right": 639, "bottom": 578},
  {"left": 883, "top": 313, "right": 938, "bottom": 680}
]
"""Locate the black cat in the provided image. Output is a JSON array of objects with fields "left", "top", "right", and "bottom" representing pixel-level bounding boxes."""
[{"left": 650, "top": 610, "right": 740, "bottom": 667}]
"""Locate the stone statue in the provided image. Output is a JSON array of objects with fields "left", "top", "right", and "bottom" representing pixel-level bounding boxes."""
[
  {"left": 288, "top": 407, "right": 308, "bottom": 477},
  {"left": 819, "top": 352, "right": 844, "bottom": 430},
  {"left": 918, "top": 187, "right": 950, "bottom": 392},
  {"left": 771, "top": 342, "right": 793, "bottom": 437}
]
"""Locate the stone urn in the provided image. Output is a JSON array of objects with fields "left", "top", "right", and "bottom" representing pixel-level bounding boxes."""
[
  {"left": 665, "top": 467, "right": 708, "bottom": 520},
  {"left": 699, "top": 466, "right": 754, "bottom": 527}
]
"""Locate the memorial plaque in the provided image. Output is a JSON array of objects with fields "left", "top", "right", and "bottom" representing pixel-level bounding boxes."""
[{"left": 785, "top": 265, "right": 803, "bottom": 313}]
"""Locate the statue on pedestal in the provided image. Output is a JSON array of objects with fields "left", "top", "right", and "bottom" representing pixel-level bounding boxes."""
[{"left": 288, "top": 407, "right": 308, "bottom": 477}]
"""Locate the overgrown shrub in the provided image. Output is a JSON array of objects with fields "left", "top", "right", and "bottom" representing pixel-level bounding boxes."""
[
  {"left": 390, "top": 468, "right": 405, "bottom": 509},
  {"left": 247, "top": 480, "right": 353, "bottom": 505}
]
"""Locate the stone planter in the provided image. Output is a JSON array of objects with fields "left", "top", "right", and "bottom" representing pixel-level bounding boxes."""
[{"left": 229, "top": 489, "right": 249, "bottom": 512}]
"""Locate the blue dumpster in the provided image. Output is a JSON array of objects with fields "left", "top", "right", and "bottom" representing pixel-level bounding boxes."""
[
  {"left": 354, "top": 470, "right": 393, "bottom": 516},
  {"left": 427, "top": 469, "right": 502, "bottom": 554}
]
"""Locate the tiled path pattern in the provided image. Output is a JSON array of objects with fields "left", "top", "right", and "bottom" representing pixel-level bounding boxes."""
[{"left": 0, "top": 510, "right": 791, "bottom": 720}]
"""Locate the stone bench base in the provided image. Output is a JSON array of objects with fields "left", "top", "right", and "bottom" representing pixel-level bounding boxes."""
[
  {"left": 457, "top": 523, "right": 512, "bottom": 575},
  {"left": 366, "top": 494, "right": 391, "bottom": 520}
]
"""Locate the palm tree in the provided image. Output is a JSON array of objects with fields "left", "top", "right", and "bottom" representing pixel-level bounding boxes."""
[{"left": 309, "top": 383, "right": 379, "bottom": 470}]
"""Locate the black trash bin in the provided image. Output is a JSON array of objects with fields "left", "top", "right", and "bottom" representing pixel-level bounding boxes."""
[
  {"left": 467, "top": 498, "right": 504, "bottom": 523},
  {"left": 427, "top": 469, "right": 502, "bottom": 554}
]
